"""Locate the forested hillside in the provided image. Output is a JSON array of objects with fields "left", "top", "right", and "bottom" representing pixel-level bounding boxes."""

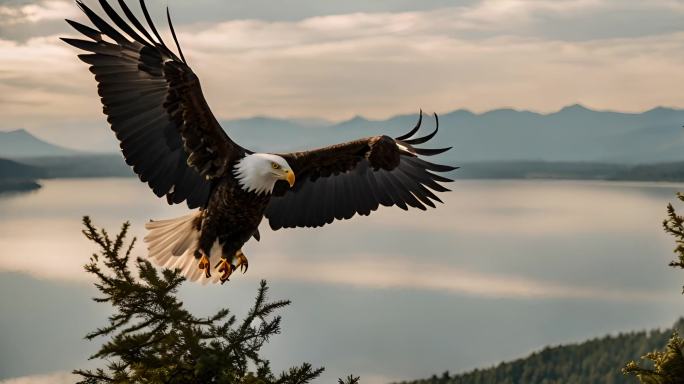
[
  {"left": 0, "top": 158, "right": 44, "bottom": 179},
  {"left": 0, "top": 158, "right": 42, "bottom": 193},
  {"left": 398, "top": 319, "right": 684, "bottom": 384}
]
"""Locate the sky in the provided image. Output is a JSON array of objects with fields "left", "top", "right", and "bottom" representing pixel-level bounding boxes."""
[{"left": 0, "top": 0, "right": 684, "bottom": 149}]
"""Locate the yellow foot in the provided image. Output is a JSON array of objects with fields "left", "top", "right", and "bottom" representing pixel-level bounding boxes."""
[
  {"left": 235, "top": 250, "right": 249, "bottom": 273},
  {"left": 198, "top": 254, "right": 211, "bottom": 279},
  {"left": 216, "top": 258, "right": 235, "bottom": 284}
]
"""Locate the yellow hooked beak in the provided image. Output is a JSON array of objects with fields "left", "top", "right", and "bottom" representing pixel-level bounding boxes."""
[{"left": 284, "top": 170, "right": 295, "bottom": 187}]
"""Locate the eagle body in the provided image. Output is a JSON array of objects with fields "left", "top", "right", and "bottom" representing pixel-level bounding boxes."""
[
  {"left": 63, "top": 0, "right": 457, "bottom": 284},
  {"left": 196, "top": 136, "right": 405, "bottom": 264},
  {"left": 198, "top": 175, "right": 268, "bottom": 260}
]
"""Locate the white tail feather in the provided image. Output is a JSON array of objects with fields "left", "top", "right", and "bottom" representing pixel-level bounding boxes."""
[{"left": 144, "top": 211, "right": 224, "bottom": 284}]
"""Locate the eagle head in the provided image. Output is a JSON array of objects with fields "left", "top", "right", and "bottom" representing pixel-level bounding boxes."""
[{"left": 234, "top": 153, "right": 295, "bottom": 195}]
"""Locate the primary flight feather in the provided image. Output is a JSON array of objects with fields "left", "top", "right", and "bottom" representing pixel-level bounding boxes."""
[{"left": 62, "top": 0, "right": 457, "bottom": 284}]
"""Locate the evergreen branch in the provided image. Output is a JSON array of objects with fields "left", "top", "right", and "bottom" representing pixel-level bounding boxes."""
[
  {"left": 339, "top": 375, "right": 361, "bottom": 384},
  {"left": 276, "top": 363, "right": 325, "bottom": 384},
  {"left": 75, "top": 218, "right": 337, "bottom": 384}
]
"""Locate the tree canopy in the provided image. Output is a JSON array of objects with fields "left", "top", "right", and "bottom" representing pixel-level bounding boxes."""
[{"left": 74, "top": 216, "right": 359, "bottom": 384}]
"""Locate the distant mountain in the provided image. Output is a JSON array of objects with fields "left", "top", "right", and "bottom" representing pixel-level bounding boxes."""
[
  {"left": 8, "top": 105, "right": 684, "bottom": 164},
  {"left": 396, "top": 318, "right": 684, "bottom": 384},
  {"left": 20, "top": 155, "right": 130, "bottom": 178},
  {"left": 0, "top": 158, "right": 44, "bottom": 179},
  {"left": 222, "top": 105, "right": 684, "bottom": 165},
  {"left": 0, "top": 158, "right": 43, "bottom": 193},
  {"left": 457, "top": 160, "right": 684, "bottom": 182},
  {"left": 0, "top": 129, "right": 81, "bottom": 158}
]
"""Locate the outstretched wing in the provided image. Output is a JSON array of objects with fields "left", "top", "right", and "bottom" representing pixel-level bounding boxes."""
[
  {"left": 265, "top": 112, "right": 456, "bottom": 230},
  {"left": 62, "top": 0, "right": 247, "bottom": 208}
]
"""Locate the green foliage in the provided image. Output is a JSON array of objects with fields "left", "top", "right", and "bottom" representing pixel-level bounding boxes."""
[
  {"left": 394, "top": 319, "right": 684, "bottom": 384},
  {"left": 621, "top": 194, "right": 684, "bottom": 384},
  {"left": 623, "top": 332, "right": 684, "bottom": 384},
  {"left": 339, "top": 375, "right": 361, "bottom": 384},
  {"left": 664, "top": 195, "right": 684, "bottom": 285},
  {"left": 74, "top": 217, "right": 356, "bottom": 384}
]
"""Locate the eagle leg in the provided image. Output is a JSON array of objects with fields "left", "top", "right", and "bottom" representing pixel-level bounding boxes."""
[
  {"left": 235, "top": 250, "right": 248, "bottom": 273},
  {"left": 216, "top": 258, "right": 235, "bottom": 284},
  {"left": 198, "top": 254, "right": 211, "bottom": 279}
]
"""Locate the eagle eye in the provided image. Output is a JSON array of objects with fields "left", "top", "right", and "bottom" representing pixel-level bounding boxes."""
[{"left": 271, "top": 162, "right": 281, "bottom": 170}]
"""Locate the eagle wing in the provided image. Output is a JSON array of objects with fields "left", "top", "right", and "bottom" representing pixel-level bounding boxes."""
[
  {"left": 265, "top": 113, "right": 457, "bottom": 230},
  {"left": 62, "top": 0, "right": 247, "bottom": 208}
]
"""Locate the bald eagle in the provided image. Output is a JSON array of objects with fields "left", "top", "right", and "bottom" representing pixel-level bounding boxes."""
[{"left": 62, "top": 0, "right": 456, "bottom": 284}]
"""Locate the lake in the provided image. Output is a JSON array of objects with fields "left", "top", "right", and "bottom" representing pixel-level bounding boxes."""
[{"left": 1, "top": 178, "right": 683, "bottom": 383}]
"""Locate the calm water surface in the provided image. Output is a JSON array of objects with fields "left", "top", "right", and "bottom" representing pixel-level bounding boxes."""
[{"left": 1, "top": 178, "right": 683, "bottom": 383}]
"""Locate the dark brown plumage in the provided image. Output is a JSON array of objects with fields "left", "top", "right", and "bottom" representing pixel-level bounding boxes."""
[{"left": 63, "top": 0, "right": 457, "bottom": 284}]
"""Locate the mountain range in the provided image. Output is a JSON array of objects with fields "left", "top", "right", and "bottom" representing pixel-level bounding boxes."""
[
  {"left": 0, "top": 129, "right": 81, "bottom": 158},
  {"left": 222, "top": 105, "right": 684, "bottom": 164},
  {"left": 2, "top": 105, "right": 684, "bottom": 164},
  {"left": 0, "top": 158, "right": 43, "bottom": 193}
]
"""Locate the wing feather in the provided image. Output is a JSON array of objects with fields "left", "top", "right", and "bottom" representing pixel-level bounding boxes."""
[
  {"left": 375, "top": 171, "right": 407, "bottom": 210},
  {"left": 64, "top": 0, "right": 249, "bottom": 208},
  {"left": 265, "top": 112, "right": 455, "bottom": 229},
  {"left": 366, "top": 168, "right": 392, "bottom": 207}
]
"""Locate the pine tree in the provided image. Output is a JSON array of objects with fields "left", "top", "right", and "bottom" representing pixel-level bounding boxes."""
[
  {"left": 74, "top": 216, "right": 360, "bottom": 384},
  {"left": 623, "top": 193, "right": 684, "bottom": 383},
  {"left": 623, "top": 332, "right": 684, "bottom": 384}
]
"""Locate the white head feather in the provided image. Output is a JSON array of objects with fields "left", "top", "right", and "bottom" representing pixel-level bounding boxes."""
[{"left": 233, "top": 153, "right": 293, "bottom": 195}]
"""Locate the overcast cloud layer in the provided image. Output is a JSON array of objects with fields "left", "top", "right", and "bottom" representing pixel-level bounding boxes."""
[{"left": 1, "top": 0, "right": 684, "bottom": 149}]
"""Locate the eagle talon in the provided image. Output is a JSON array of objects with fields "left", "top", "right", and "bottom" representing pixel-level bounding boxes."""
[
  {"left": 216, "top": 258, "right": 235, "bottom": 284},
  {"left": 198, "top": 254, "right": 211, "bottom": 278},
  {"left": 235, "top": 250, "right": 248, "bottom": 274}
]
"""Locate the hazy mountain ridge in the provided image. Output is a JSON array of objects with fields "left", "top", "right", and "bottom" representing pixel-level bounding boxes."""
[
  {"left": 3, "top": 105, "right": 684, "bottom": 163},
  {"left": 396, "top": 318, "right": 684, "bottom": 384},
  {"left": 0, "top": 129, "right": 82, "bottom": 158},
  {"left": 457, "top": 161, "right": 684, "bottom": 181},
  {"left": 223, "top": 104, "right": 684, "bottom": 164},
  {"left": 0, "top": 158, "right": 44, "bottom": 179},
  {"left": 19, "top": 155, "right": 131, "bottom": 178},
  {"left": 0, "top": 158, "right": 43, "bottom": 193}
]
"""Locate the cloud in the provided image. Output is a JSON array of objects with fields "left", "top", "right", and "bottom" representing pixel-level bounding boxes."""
[
  {"left": 0, "top": 1, "right": 77, "bottom": 26},
  {"left": 0, "top": 372, "right": 76, "bottom": 384},
  {"left": 2, "top": 0, "right": 684, "bottom": 149},
  {"left": 179, "top": 21, "right": 684, "bottom": 120},
  {"left": 0, "top": 34, "right": 101, "bottom": 130}
]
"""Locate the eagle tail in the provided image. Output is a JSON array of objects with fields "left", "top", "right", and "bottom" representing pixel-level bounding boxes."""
[{"left": 144, "top": 211, "right": 221, "bottom": 284}]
